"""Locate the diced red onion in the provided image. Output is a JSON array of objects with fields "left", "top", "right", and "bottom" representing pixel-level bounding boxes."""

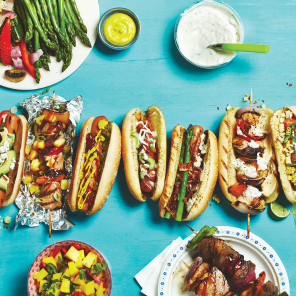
[
  {"left": 12, "top": 58, "right": 25, "bottom": 70},
  {"left": 233, "top": 264, "right": 256, "bottom": 290},
  {"left": 184, "top": 257, "right": 203, "bottom": 284},
  {"left": 3, "top": 11, "right": 17, "bottom": 19},
  {"left": 11, "top": 46, "right": 22, "bottom": 59},
  {"left": 28, "top": 49, "right": 43, "bottom": 65}
]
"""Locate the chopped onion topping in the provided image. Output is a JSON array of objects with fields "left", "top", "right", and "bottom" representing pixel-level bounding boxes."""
[
  {"left": 12, "top": 57, "right": 25, "bottom": 70},
  {"left": 28, "top": 49, "right": 43, "bottom": 65},
  {"left": 11, "top": 46, "right": 22, "bottom": 59}
]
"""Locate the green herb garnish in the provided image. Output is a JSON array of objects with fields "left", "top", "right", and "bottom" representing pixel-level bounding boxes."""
[
  {"left": 58, "top": 256, "right": 68, "bottom": 272},
  {"left": 187, "top": 226, "right": 218, "bottom": 250},
  {"left": 36, "top": 135, "right": 46, "bottom": 141},
  {"left": 42, "top": 87, "right": 50, "bottom": 94},
  {"left": 78, "top": 268, "right": 87, "bottom": 280},
  {"left": 91, "top": 260, "right": 108, "bottom": 276}
]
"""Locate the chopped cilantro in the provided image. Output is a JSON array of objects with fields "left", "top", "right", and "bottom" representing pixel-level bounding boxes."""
[
  {"left": 78, "top": 268, "right": 87, "bottom": 280},
  {"left": 58, "top": 256, "right": 68, "bottom": 272},
  {"left": 91, "top": 260, "right": 108, "bottom": 276},
  {"left": 63, "top": 275, "right": 71, "bottom": 280}
]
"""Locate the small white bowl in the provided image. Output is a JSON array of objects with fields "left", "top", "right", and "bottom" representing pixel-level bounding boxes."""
[{"left": 175, "top": 0, "right": 244, "bottom": 69}]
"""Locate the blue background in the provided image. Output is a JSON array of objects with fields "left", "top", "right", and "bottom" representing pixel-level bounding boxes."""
[{"left": 0, "top": 0, "right": 295, "bottom": 295}]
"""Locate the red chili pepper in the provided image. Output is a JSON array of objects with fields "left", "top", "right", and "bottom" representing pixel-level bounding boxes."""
[
  {"left": 61, "top": 247, "right": 68, "bottom": 254},
  {"left": 51, "top": 246, "right": 61, "bottom": 258},
  {"left": 0, "top": 110, "right": 10, "bottom": 125},
  {"left": 40, "top": 262, "right": 47, "bottom": 269},
  {"left": 19, "top": 40, "right": 36, "bottom": 79},
  {"left": 46, "top": 143, "right": 65, "bottom": 156},
  {"left": 0, "top": 16, "right": 12, "bottom": 66},
  {"left": 72, "top": 242, "right": 81, "bottom": 250}
]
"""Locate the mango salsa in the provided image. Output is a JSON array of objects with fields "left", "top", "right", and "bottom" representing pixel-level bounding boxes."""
[
  {"left": 39, "top": 280, "right": 47, "bottom": 293},
  {"left": 54, "top": 252, "right": 63, "bottom": 265},
  {"left": 34, "top": 268, "right": 48, "bottom": 282},
  {"left": 81, "top": 280, "right": 95, "bottom": 295},
  {"left": 52, "top": 273, "right": 62, "bottom": 281},
  {"left": 96, "top": 283, "right": 105, "bottom": 296},
  {"left": 65, "top": 246, "right": 80, "bottom": 262},
  {"left": 79, "top": 249, "right": 85, "bottom": 259},
  {"left": 75, "top": 255, "right": 84, "bottom": 269},
  {"left": 82, "top": 251, "right": 97, "bottom": 268}
]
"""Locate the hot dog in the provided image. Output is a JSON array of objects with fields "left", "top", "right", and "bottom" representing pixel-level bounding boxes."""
[
  {"left": 0, "top": 110, "right": 28, "bottom": 207},
  {"left": 159, "top": 124, "right": 218, "bottom": 221},
  {"left": 219, "top": 106, "right": 279, "bottom": 214},
  {"left": 270, "top": 107, "right": 296, "bottom": 203},
  {"left": 68, "top": 116, "right": 121, "bottom": 215},
  {"left": 122, "top": 106, "right": 166, "bottom": 202},
  {"left": 23, "top": 108, "right": 71, "bottom": 211}
]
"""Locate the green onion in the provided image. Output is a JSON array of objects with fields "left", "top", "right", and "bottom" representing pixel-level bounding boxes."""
[
  {"left": 36, "top": 135, "right": 46, "bottom": 141},
  {"left": 147, "top": 157, "right": 155, "bottom": 170},
  {"left": 131, "top": 131, "right": 140, "bottom": 148},
  {"left": 140, "top": 172, "right": 144, "bottom": 180}
]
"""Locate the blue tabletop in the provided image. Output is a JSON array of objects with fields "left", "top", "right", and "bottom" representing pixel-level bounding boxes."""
[{"left": 0, "top": 0, "right": 295, "bottom": 295}]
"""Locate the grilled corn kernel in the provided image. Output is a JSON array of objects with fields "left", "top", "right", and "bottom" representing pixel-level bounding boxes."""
[
  {"left": 25, "top": 145, "right": 31, "bottom": 155},
  {"left": 286, "top": 167, "right": 295, "bottom": 175},
  {"left": 286, "top": 127, "right": 292, "bottom": 135},
  {"left": 291, "top": 173, "right": 296, "bottom": 183},
  {"left": 36, "top": 115, "right": 45, "bottom": 125}
]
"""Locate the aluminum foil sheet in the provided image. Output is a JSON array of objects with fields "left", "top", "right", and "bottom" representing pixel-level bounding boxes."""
[{"left": 15, "top": 93, "right": 83, "bottom": 230}]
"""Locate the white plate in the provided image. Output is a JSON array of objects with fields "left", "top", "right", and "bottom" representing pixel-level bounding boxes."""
[
  {"left": 158, "top": 226, "right": 290, "bottom": 296},
  {"left": 0, "top": 0, "right": 100, "bottom": 90}
]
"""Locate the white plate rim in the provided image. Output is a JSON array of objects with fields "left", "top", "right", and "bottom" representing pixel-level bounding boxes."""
[
  {"left": 0, "top": 0, "right": 100, "bottom": 90},
  {"left": 158, "top": 226, "right": 290, "bottom": 296}
]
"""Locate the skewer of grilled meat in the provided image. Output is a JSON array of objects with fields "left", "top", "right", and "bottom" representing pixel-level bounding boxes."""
[
  {"left": 185, "top": 256, "right": 235, "bottom": 296},
  {"left": 194, "top": 236, "right": 278, "bottom": 295}
]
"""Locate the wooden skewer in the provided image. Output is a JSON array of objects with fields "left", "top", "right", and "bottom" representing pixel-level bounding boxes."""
[
  {"left": 182, "top": 260, "right": 190, "bottom": 269},
  {"left": 49, "top": 210, "right": 52, "bottom": 238},
  {"left": 247, "top": 88, "right": 253, "bottom": 238},
  {"left": 187, "top": 225, "right": 198, "bottom": 235}
]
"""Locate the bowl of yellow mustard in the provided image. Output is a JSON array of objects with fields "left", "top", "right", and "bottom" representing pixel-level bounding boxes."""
[{"left": 98, "top": 7, "right": 141, "bottom": 50}]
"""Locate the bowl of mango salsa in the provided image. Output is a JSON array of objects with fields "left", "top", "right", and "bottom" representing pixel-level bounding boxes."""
[{"left": 27, "top": 240, "right": 112, "bottom": 296}]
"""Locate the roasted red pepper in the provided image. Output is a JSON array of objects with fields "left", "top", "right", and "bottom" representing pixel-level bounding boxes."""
[
  {"left": 0, "top": 110, "right": 10, "bottom": 125},
  {"left": 0, "top": 16, "right": 12, "bottom": 66},
  {"left": 19, "top": 40, "right": 36, "bottom": 79}
]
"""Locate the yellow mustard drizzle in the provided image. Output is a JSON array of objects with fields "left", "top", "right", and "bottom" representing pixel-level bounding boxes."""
[{"left": 77, "top": 123, "right": 107, "bottom": 209}]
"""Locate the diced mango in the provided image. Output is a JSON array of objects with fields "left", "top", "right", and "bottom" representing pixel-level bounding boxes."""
[
  {"left": 35, "top": 268, "right": 48, "bottom": 282},
  {"left": 96, "top": 283, "right": 105, "bottom": 296},
  {"left": 81, "top": 280, "right": 95, "bottom": 296},
  {"left": 42, "top": 256, "right": 57, "bottom": 268},
  {"left": 82, "top": 252, "right": 97, "bottom": 268},
  {"left": 62, "top": 268, "right": 70, "bottom": 279},
  {"left": 39, "top": 280, "right": 47, "bottom": 293},
  {"left": 59, "top": 279, "right": 70, "bottom": 293},
  {"left": 72, "top": 275, "right": 86, "bottom": 286},
  {"left": 54, "top": 252, "right": 63, "bottom": 265},
  {"left": 79, "top": 250, "right": 85, "bottom": 259},
  {"left": 65, "top": 246, "right": 80, "bottom": 262},
  {"left": 68, "top": 261, "right": 79, "bottom": 277},
  {"left": 52, "top": 273, "right": 62, "bottom": 281},
  {"left": 75, "top": 255, "right": 84, "bottom": 269}
]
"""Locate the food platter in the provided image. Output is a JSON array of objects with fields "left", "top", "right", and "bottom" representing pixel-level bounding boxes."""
[
  {"left": 158, "top": 226, "right": 290, "bottom": 296},
  {"left": 0, "top": 0, "right": 100, "bottom": 91}
]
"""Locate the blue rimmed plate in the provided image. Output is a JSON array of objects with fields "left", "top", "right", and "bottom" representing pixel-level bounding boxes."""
[{"left": 158, "top": 226, "right": 289, "bottom": 296}]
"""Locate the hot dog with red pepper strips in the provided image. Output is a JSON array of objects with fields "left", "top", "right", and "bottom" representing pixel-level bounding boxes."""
[
  {"left": 68, "top": 116, "right": 121, "bottom": 215},
  {"left": 23, "top": 107, "right": 71, "bottom": 211},
  {"left": 159, "top": 124, "right": 218, "bottom": 221},
  {"left": 122, "top": 106, "right": 167, "bottom": 202},
  {"left": 219, "top": 106, "right": 279, "bottom": 214},
  {"left": 0, "top": 111, "right": 28, "bottom": 207}
]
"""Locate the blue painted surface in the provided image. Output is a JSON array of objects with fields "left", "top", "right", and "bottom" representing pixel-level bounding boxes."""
[{"left": 0, "top": 0, "right": 295, "bottom": 295}]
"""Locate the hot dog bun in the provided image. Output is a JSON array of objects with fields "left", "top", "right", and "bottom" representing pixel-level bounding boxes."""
[
  {"left": 219, "top": 107, "right": 279, "bottom": 213},
  {"left": 159, "top": 125, "right": 218, "bottom": 221},
  {"left": 270, "top": 107, "right": 296, "bottom": 203},
  {"left": 3, "top": 115, "right": 28, "bottom": 207},
  {"left": 122, "top": 106, "right": 166, "bottom": 202},
  {"left": 68, "top": 116, "right": 121, "bottom": 215}
]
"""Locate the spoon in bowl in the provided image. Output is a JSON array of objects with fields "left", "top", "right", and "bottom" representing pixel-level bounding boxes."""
[{"left": 208, "top": 43, "right": 269, "bottom": 53}]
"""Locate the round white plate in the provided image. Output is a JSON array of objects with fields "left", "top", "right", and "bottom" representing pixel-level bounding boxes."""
[
  {"left": 0, "top": 0, "right": 100, "bottom": 90},
  {"left": 158, "top": 226, "right": 289, "bottom": 296}
]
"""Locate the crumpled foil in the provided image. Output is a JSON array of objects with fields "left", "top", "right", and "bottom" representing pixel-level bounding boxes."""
[{"left": 14, "top": 93, "right": 83, "bottom": 230}]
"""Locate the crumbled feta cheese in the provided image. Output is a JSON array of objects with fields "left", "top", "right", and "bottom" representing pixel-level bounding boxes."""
[
  {"left": 280, "top": 113, "right": 286, "bottom": 118},
  {"left": 280, "top": 118, "right": 285, "bottom": 123},
  {"left": 194, "top": 156, "right": 202, "bottom": 168},
  {"left": 279, "top": 124, "right": 285, "bottom": 132},
  {"left": 0, "top": 141, "right": 10, "bottom": 154},
  {"left": 232, "top": 158, "right": 257, "bottom": 178},
  {"left": 0, "top": 152, "right": 8, "bottom": 166},
  {"left": 248, "top": 140, "right": 260, "bottom": 149},
  {"left": 250, "top": 125, "right": 266, "bottom": 137},
  {"left": 286, "top": 110, "right": 293, "bottom": 119},
  {"left": 257, "top": 153, "right": 268, "bottom": 171},
  {"left": 9, "top": 158, "right": 16, "bottom": 170},
  {"left": 278, "top": 136, "right": 284, "bottom": 142},
  {"left": 199, "top": 133, "right": 207, "bottom": 154},
  {"left": 237, "top": 126, "right": 243, "bottom": 136}
]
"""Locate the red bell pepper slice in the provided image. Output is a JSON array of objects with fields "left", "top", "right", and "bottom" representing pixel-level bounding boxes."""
[
  {"left": 0, "top": 110, "right": 10, "bottom": 125},
  {"left": 61, "top": 247, "right": 68, "bottom": 254},
  {"left": 0, "top": 16, "right": 12, "bottom": 66},
  {"left": 46, "top": 143, "right": 65, "bottom": 156},
  {"left": 72, "top": 242, "right": 81, "bottom": 250},
  {"left": 86, "top": 269, "right": 107, "bottom": 288},
  {"left": 51, "top": 246, "right": 61, "bottom": 258},
  {"left": 19, "top": 40, "right": 36, "bottom": 79},
  {"left": 40, "top": 262, "right": 47, "bottom": 269}
]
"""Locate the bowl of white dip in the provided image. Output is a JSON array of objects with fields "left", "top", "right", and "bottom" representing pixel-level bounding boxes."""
[{"left": 175, "top": 0, "right": 244, "bottom": 69}]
